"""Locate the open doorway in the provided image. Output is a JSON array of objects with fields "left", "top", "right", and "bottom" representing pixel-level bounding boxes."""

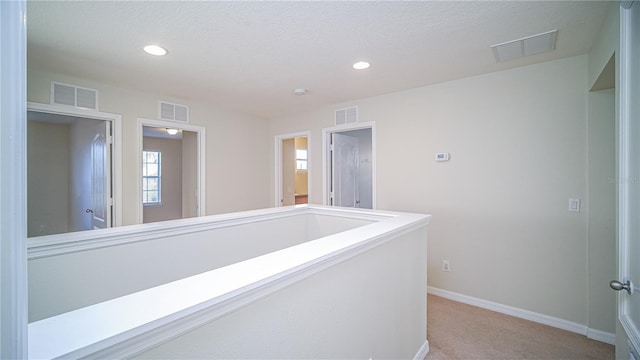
[
  {"left": 275, "top": 132, "right": 310, "bottom": 206},
  {"left": 26, "top": 103, "right": 121, "bottom": 237},
  {"left": 138, "top": 119, "right": 205, "bottom": 224},
  {"left": 323, "top": 123, "right": 375, "bottom": 209}
]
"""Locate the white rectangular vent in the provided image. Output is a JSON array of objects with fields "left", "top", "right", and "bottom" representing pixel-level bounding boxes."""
[
  {"left": 159, "top": 101, "right": 189, "bottom": 123},
  {"left": 335, "top": 106, "right": 358, "bottom": 125},
  {"left": 51, "top": 82, "right": 98, "bottom": 110}
]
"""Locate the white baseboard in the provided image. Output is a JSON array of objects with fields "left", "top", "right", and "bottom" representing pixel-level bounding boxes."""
[
  {"left": 413, "top": 340, "right": 430, "bottom": 360},
  {"left": 587, "top": 328, "right": 616, "bottom": 345},
  {"left": 427, "top": 286, "right": 615, "bottom": 345}
]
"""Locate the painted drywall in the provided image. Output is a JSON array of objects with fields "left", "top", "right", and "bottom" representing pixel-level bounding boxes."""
[
  {"left": 585, "top": 4, "right": 618, "bottom": 335},
  {"left": 182, "top": 130, "right": 198, "bottom": 219},
  {"left": 27, "top": 122, "right": 70, "bottom": 237},
  {"left": 270, "top": 55, "right": 591, "bottom": 326},
  {"left": 27, "top": 68, "right": 271, "bottom": 226},
  {"left": 587, "top": 89, "right": 616, "bottom": 334},
  {"left": 143, "top": 137, "right": 183, "bottom": 223},
  {"left": 137, "top": 227, "right": 427, "bottom": 359},
  {"left": 588, "top": 3, "right": 619, "bottom": 90}
]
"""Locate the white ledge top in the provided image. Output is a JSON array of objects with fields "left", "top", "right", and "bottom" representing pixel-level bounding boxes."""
[{"left": 28, "top": 205, "right": 431, "bottom": 359}]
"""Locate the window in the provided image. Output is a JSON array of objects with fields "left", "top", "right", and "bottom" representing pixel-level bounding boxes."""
[
  {"left": 142, "top": 150, "right": 161, "bottom": 204},
  {"left": 296, "top": 149, "right": 308, "bottom": 170}
]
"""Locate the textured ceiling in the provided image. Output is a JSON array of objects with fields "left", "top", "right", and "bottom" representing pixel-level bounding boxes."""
[{"left": 27, "top": 1, "right": 613, "bottom": 119}]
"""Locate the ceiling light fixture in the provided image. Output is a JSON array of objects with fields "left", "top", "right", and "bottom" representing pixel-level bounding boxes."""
[
  {"left": 353, "top": 61, "right": 371, "bottom": 70},
  {"left": 166, "top": 128, "right": 179, "bottom": 135},
  {"left": 293, "top": 88, "right": 307, "bottom": 95},
  {"left": 144, "top": 44, "right": 168, "bottom": 56}
]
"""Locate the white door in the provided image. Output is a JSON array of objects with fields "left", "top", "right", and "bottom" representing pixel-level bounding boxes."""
[
  {"left": 331, "top": 133, "right": 359, "bottom": 207},
  {"left": 90, "top": 120, "right": 110, "bottom": 229},
  {"left": 614, "top": 2, "right": 640, "bottom": 359},
  {"left": 282, "top": 138, "right": 296, "bottom": 206}
]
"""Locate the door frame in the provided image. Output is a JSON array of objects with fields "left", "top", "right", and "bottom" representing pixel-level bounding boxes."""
[
  {"left": 274, "top": 131, "right": 311, "bottom": 207},
  {"left": 27, "top": 101, "right": 123, "bottom": 229},
  {"left": 137, "top": 118, "right": 206, "bottom": 223},
  {"left": 322, "top": 122, "right": 376, "bottom": 209},
  {"left": 616, "top": 1, "right": 640, "bottom": 357}
]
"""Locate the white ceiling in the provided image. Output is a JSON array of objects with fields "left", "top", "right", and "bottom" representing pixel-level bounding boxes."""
[{"left": 27, "top": 1, "right": 613, "bottom": 119}]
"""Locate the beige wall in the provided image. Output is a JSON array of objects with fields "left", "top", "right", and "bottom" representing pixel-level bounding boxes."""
[
  {"left": 27, "top": 122, "right": 70, "bottom": 236},
  {"left": 270, "top": 55, "right": 596, "bottom": 327},
  {"left": 584, "top": 3, "right": 618, "bottom": 336},
  {"left": 27, "top": 68, "right": 272, "bottom": 225},
  {"left": 587, "top": 89, "right": 615, "bottom": 334}
]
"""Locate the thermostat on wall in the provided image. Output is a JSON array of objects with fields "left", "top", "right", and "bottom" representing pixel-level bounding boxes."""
[{"left": 435, "top": 152, "right": 450, "bottom": 162}]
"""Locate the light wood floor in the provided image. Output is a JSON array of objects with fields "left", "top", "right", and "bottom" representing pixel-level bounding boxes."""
[{"left": 426, "top": 294, "right": 614, "bottom": 360}]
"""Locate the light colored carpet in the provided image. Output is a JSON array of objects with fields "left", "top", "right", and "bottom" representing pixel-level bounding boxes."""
[{"left": 425, "top": 294, "right": 614, "bottom": 360}]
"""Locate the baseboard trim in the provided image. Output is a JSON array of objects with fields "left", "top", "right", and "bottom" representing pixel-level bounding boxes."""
[
  {"left": 427, "top": 287, "right": 615, "bottom": 345},
  {"left": 413, "top": 340, "right": 430, "bottom": 360},
  {"left": 587, "top": 328, "right": 616, "bottom": 345}
]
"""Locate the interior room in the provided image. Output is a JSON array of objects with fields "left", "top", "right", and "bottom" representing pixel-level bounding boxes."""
[{"left": 1, "top": 1, "right": 636, "bottom": 359}]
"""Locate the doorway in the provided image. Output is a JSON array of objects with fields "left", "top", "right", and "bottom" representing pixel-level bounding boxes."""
[
  {"left": 26, "top": 103, "right": 122, "bottom": 237},
  {"left": 275, "top": 132, "right": 310, "bottom": 206},
  {"left": 323, "top": 123, "right": 375, "bottom": 209},
  {"left": 137, "top": 119, "right": 205, "bottom": 224}
]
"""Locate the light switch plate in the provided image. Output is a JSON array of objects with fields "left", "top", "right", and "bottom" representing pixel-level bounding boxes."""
[{"left": 568, "top": 198, "right": 581, "bottom": 212}]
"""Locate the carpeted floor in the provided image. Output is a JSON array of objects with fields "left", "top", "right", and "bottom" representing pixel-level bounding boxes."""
[{"left": 425, "top": 294, "right": 614, "bottom": 360}]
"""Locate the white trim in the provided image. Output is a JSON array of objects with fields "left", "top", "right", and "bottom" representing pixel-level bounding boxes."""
[
  {"left": 137, "top": 118, "right": 206, "bottom": 224},
  {"left": 617, "top": 3, "right": 640, "bottom": 356},
  {"left": 427, "top": 287, "right": 615, "bottom": 345},
  {"left": 0, "top": 1, "right": 28, "bottom": 357},
  {"left": 322, "top": 121, "right": 377, "bottom": 209},
  {"left": 27, "top": 101, "right": 123, "bottom": 228},
  {"left": 274, "top": 131, "right": 311, "bottom": 207},
  {"left": 587, "top": 328, "right": 617, "bottom": 345},
  {"left": 27, "top": 205, "right": 431, "bottom": 359},
  {"left": 27, "top": 205, "right": 400, "bottom": 260},
  {"left": 413, "top": 340, "right": 430, "bottom": 360}
]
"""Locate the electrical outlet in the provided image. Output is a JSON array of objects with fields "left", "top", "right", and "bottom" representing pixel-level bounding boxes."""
[{"left": 442, "top": 260, "right": 450, "bottom": 272}]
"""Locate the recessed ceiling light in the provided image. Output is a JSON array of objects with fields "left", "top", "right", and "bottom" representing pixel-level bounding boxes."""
[
  {"left": 144, "top": 44, "right": 168, "bottom": 56},
  {"left": 166, "top": 128, "right": 179, "bottom": 135},
  {"left": 353, "top": 61, "right": 370, "bottom": 70}
]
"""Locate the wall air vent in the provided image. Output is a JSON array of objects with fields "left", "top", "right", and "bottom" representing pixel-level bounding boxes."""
[
  {"left": 159, "top": 101, "right": 189, "bottom": 123},
  {"left": 51, "top": 82, "right": 98, "bottom": 110},
  {"left": 335, "top": 106, "right": 358, "bottom": 126}
]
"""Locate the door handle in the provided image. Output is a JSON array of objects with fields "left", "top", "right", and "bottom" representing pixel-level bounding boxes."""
[
  {"left": 85, "top": 208, "right": 94, "bottom": 214},
  {"left": 610, "top": 279, "right": 633, "bottom": 295}
]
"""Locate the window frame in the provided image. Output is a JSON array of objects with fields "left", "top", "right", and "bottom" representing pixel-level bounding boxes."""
[
  {"left": 142, "top": 150, "right": 162, "bottom": 205},
  {"left": 296, "top": 148, "right": 308, "bottom": 171}
]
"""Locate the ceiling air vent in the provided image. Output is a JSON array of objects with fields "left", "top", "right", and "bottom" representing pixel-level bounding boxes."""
[
  {"left": 335, "top": 106, "right": 358, "bottom": 126},
  {"left": 51, "top": 82, "right": 98, "bottom": 110},
  {"left": 159, "top": 101, "right": 189, "bottom": 123}
]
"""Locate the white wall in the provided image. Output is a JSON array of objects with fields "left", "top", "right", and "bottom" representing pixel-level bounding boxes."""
[
  {"left": 27, "top": 68, "right": 272, "bottom": 225},
  {"left": 137, "top": 227, "right": 427, "bottom": 359},
  {"left": 271, "top": 55, "right": 592, "bottom": 327}
]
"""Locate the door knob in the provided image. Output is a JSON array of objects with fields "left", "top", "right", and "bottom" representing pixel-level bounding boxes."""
[
  {"left": 85, "top": 209, "right": 94, "bottom": 214},
  {"left": 610, "top": 280, "right": 633, "bottom": 295}
]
